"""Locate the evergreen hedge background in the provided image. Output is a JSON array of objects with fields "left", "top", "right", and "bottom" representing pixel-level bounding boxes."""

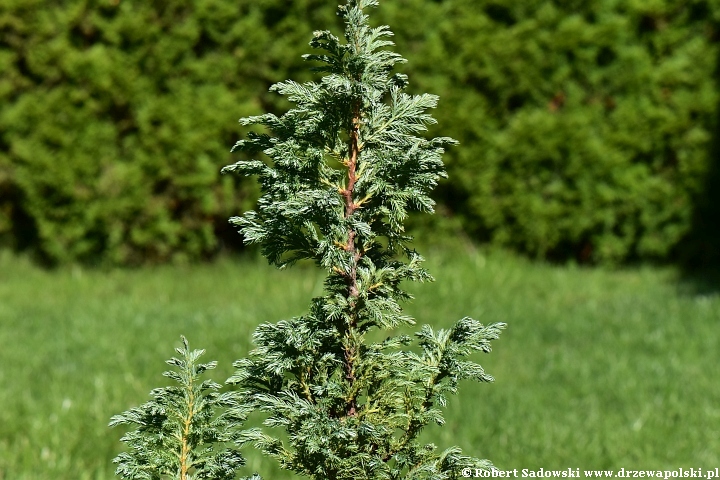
[{"left": 1, "top": 0, "right": 718, "bottom": 265}]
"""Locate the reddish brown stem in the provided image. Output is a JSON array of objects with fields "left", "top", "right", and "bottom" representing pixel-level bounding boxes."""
[{"left": 342, "top": 106, "right": 362, "bottom": 418}]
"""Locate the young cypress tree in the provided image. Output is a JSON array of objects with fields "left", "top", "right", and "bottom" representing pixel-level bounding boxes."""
[
  {"left": 223, "top": 1, "right": 505, "bottom": 478},
  {"left": 109, "top": 337, "right": 257, "bottom": 480}
]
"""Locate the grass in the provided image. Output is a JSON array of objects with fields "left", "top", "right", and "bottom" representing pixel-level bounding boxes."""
[{"left": 0, "top": 245, "right": 718, "bottom": 479}]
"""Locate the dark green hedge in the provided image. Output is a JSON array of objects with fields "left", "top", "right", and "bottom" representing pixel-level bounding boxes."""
[
  {"left": 401, "top": 0, "right": 720, "bottom": 263},
  {"left": 0, "top": 0, "right": 338, "bottom": 264},
  {"left": 1, "top": 0, "right": 718, "bottom": 264}
]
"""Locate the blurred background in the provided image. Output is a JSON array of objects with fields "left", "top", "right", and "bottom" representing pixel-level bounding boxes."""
[
  {"left": 1, "top": 0, "right": 719, "bottom": 479},
  {"left": 1, "top": 0, "right": 718, "bottom": 267}
]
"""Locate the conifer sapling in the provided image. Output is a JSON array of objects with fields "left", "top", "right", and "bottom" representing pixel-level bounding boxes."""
[
  {"left": 109, "top": 337, "right": 257, "bottom": 480},
  {"left": 222, "top": 1, "right": 505, "bottom": 478}
]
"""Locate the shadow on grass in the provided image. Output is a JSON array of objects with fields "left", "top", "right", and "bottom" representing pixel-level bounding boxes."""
[
  {"left": 679, "top": 33, "right": 720, "bottom": 293},
  {"left": 677, "top": 269, "right": 720, "bottom": 297}
]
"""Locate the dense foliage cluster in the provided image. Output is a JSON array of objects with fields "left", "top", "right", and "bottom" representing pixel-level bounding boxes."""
[{"left": 1, "top": 0, "right": 718, "bottom": 264}]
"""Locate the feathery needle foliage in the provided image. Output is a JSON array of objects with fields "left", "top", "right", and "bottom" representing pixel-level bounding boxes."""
[
  {"left": 109, "top": 337, "right": 256, "bottom": 480},
  {"left": 222, "top": 1, "right": 505, "bottom": 478}
]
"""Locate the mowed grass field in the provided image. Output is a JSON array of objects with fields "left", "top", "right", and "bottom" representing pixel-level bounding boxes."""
[{"left": 0, "top": 245, "right": 718, "bottom": 479}]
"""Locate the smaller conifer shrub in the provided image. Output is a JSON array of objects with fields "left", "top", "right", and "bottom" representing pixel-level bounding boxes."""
[{"left": 109, "top": 337, "right": 257, "bottom": 480}]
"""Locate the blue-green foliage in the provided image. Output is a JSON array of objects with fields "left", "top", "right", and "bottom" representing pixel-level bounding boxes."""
[{"left": 223, "top": 1, "right": 504, "bottom": 478}]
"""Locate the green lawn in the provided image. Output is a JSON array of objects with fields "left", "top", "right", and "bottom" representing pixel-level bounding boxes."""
[{"left": 0, "top": 246, "right": 718, "bottom": 479}]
